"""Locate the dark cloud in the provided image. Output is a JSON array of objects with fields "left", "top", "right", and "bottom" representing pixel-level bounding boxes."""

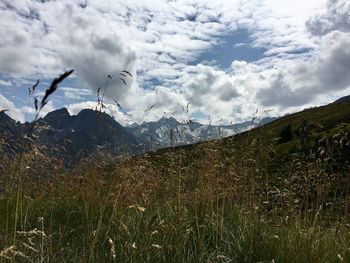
[
  {"left": 13, "top": 33, "right": 27, "bottom": 45},
  {"left": 56, "top": 5, "right": 138, "bottom": 103},
  {"left": 257, "top": 32, "right": 350, "bottom": 107},
  {"left": 316, "top": 34, "right": 350, "bottom": 89},
  {"left": 218, "top": 83, "right": 239, "bottom": 102},
  {"left": 185, "top": 68, "right": 216, "bottom": 107},
  {"left": 0, "top": 48, "right": 27, "bottom": 74},
  {"left": 258, "top": 0, "right": 350, "bottom": 109},
  {"left": 306, "top": 0, "right": 350, "bottom": 36},
  {"left": 256, "top": 73, "right": 314, "bottom": 107},
  {"left": 175, "top": 64, "right": 243, "bottom": 123}
]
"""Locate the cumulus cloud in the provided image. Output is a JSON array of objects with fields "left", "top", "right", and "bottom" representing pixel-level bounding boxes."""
[
  {"left": 0, "top": 93, "right": 25, "bottom": 122},
  {"left": 183, "top": 65, "right": 240, "bottom": 107},
  {"left": 56, "top": 4, "right": 138, "bottom": 102},
  {"left": 0, "top": 1, "right": 61, "bottom": 76},
  {"left": 0, "top": 0, "right": 231, "bottom": 119},
  {"left": 257, "top": 31, "right": 350, "bottom": 107},
  {"left": 22, "top": 100, "right": 56, "bottom": 120},
  {"left": 306, "top": 0, "right": 350, "bottom": 36},
  {"left": 61, "top": 87, "right": 93, "bottom": 100},
  {"left": 313, "top": 32, "right": 350, "bottom": 90},
  {"left": 0, "top": 0, "right": 349, "bottom": 124},
  {"left": 256, "top": 72, "right": 313, "bottom": 107}
]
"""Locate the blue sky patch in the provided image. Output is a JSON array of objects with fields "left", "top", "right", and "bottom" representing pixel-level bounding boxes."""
[{"left": 195, "top": 29, "right": 266, "bottom": 69}]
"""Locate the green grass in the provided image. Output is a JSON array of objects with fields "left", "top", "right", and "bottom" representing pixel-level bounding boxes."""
[
  {"left": 1, "top": 100, "right": 350, "bottom": 262},
  {"left": 1, "top": 191, "right": 350, "bottom": 262}
]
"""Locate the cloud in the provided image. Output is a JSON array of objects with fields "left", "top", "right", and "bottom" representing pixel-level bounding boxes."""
[
  {"left": 313, "top": 32, "right": 350, "bottom": 90},
  {"left": 0, "top": 1, "right": 61, "bottom": 76},
  {"left": 61, "top": 87, "right": 93, "bottom": 100},
  {"left": 0, "top": 0, "right": 348, "bottom": 125},
  {"left": 183, "top": 64, "right": 240, "bottom": 107},
  {"left": 21, "top": 100, "right": 56, "bottom": 120},
  {"left": 237, "top": 0, "right": 323, "bottom": 55},
  {"left": 256, "top": 72, "right": 313, "bottom": 107},
  {"left": 0, "top": 93, "right": 25, "bottom": 122},
  {"left": 0, "top": 0, "right": 224, "bottom": 115},
  {"left": 56, "top": 5, "right": 138, "bottom": 102},
  {"left": 257, "top": 31, "right": 350, "bottom": 107},
  {"left": 306, "top": 0, "right": 350, "bottom": 36}
]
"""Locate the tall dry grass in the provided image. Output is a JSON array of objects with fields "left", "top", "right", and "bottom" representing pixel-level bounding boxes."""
[
  {"left": 0, "top": 121, "right": 349, "bottom": 262},
  {"left": 0, "top": 70, "right": 350, "bottom": 261}
]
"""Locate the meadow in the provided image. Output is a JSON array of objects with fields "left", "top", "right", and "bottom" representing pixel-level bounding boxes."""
[{"left": 0, "top": 97, "right": 350, "bottom": 262}]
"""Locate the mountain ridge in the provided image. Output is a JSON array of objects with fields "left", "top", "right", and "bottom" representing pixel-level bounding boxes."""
[
  {"left": 0, "top": 107, "right": 277, "bottom": 159},
  {"left": 0, "top": 109, "right": 143, "bottom": 163},
  {"left": 1, "top": 94, "right": 349, "bottom": 162}
]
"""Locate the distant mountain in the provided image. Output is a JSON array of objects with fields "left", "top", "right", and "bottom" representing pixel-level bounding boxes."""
[
  {"left": 126, "top": 117, "right": 205, "bottom": 149},
  {"left": 41, "top": 108, "right": 144, "bottom": 160},
  {"left": 0, "top": 107, "right": 278, "bottom": 161},
  {"left": 1, "top": 95, "right": 348, "bottom": 166},
  {"left": 0, "top": 108, "right": 143, "bottom": 163},
  {"left": 126, "top": 116, "right": 278, "bottom": 149},
  {"left": 0, "top": 112, "right": 22, "bottom": 154}
]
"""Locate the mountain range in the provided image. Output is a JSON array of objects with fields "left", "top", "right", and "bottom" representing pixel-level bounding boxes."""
[
  {"left": 1, "top": 94, "right": 349, "bottom": 163},
  {"left": 0, "top": 107, "right": 277, "bottom": 162},
  {"left": 126, "top": 116, "right": 277, "bottom": 149}
]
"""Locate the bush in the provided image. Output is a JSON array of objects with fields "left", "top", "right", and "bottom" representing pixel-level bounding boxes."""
[{"left": 279, "top": 123, "right": 293, "bottom": 143}]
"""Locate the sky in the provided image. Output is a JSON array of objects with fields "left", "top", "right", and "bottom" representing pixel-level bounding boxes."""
[{"left": 0, "top": 0, "right": 350, "bottom": 126}]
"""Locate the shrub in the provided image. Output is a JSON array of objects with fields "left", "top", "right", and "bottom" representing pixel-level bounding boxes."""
[{"left": 278, "top": 123, "right": 293, "bottom": 143}]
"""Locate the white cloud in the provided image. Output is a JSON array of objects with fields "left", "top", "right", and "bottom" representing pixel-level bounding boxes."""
[
  {"left": 306, "top": 0, "right": 350, "bottom": 36},
  {"left": 0, "top": 0, "right": 349, "bottom": 125},
  {"left": 61, "top": 87, "right": 93, "bottom": 100},
  {"left": 0, "top": 93, "right": 25, "bottom": 122},
  {"left": 257, "top": 9, "right": 350, "bottom": 108},
  {"left": 21, "top": 100, "right": 56, "bottom": 121},
  {"left": 183, "top": 64, "right": 240, "bottom": 107}
]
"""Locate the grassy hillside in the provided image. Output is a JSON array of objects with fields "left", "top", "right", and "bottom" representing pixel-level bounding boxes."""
[
  {"left": 0, "top": 100, "right": 350, "bottom": 262},
  {"left": 154, "top": 99, "right": 350, "bottom": 154},
  {"left": 150, "top": 99, "right": 350, "bottom": 173}
]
